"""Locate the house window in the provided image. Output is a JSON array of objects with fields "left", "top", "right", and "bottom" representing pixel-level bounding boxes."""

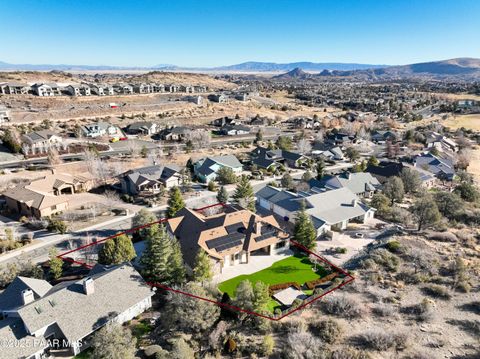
[
  {"left": 275, "top": 241, "right": 286, "bottom": 249},
  {"left": 234, "top": 253, "right": 240, "bottom": 261}
]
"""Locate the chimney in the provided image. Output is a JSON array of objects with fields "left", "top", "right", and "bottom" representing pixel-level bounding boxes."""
[
  {"left": 255, "top": 222, "right": 262, "bottom": 235},
  {"left": 21, "top": 289, "right": 35, "bottom": 305},
  {"left": 351, "top": 199, "right": 358, "bottom": 207},
  {"left": 83, "top": 277, "right": 94, "bottom": 295}
]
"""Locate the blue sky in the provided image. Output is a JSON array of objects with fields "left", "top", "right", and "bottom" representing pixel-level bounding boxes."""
[{"left": 1, "top": 0, "right": 479, "bottom": 67}]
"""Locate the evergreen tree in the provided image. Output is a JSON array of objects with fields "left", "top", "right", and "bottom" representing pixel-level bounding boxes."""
[
  {"left": 193, "top": 249, "right": 213, "bottom": 282},
  {"left": 412, "top": 195, "right": 441, "bottom": 231},
  {"left": 216, "top": 167, "right": 237, "bottom": 185},
  {"left": 234, "top": 280, "right": 254, "bottom": 311},
  {"left": 293, "top": 201, "right": 317, "bottom": 250},
  {"left": 367, "top": 155, "right": 379, "bottom": 166},
  {"left": 98, "top": 238, "right": 117, "bottom": 265},
  {"left": 167, "top": 186, "right": 185, "bottom": 218},
  {"left": 169, "top": 238, "right": 186, "bottom": 284},
  {"left": 232, "top": 175, "right": 256, "bottom": 212},
  {"left": 383, "top": 176, "right": 405, "bottom": 205},
  {"left": 252, "top": 281, "right": 270, "bottom": 313},
  {"left": 140, "top": 225, "right": 173, "bottom": 283},
  {"left": 132, "top": 209, "right": 157, "bottom": 240},
  {"left": 281, "top": 173, "right": 294, "bottom": 190},
  {"left": 114, "top": 234, "right": 136, "bottom": 263},
  {"left": 316, "top": 159, "right": 325, "bottom": 180},
  {"left": 48, "top": 248, "right": 63, "bottom": 280},
  {"left": 255, "top": 129, "right": 263, "bottom": 143},
  {"left": 98, "top": 234, "right": 136, "bottom": 265},
  {"left": 216, "top": 185, "right": 229, "bottom": 203},
  {"left": 91, "top": 322, "right": 137, "bottom": 359}
]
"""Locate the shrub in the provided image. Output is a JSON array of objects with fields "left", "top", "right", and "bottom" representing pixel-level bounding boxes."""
[
  {"left": 46, "top": 218, "right": 68, "bottom": 234},
  {"left": 422, "top": 284, "right": 452, "bottom": 300},
  {"left": 358, "top": 330, "right": 409, "bottom": 351},
  {"left": 331, "top": 347, "right": 372, "bottom": 359},
  {"left": 401, "top": 298, "right": 434, "bottom": 322},
  {"left": 321, "top": 295, "right": 363, "bottom": 318},
  {"left": 372, "top": 304, "right": 396, "bottom": 317},
  {"left": 428, "top": 232, "right": 457, "bottom": 242},
  {"left": 385, "top": 240, "right": 401, "bottom": 253},
  {"left": 362, "top": 248, "right": 400, "bottom": 272},
  {"left": 309, "top": 319, "right": 343, "bottom": 344}
]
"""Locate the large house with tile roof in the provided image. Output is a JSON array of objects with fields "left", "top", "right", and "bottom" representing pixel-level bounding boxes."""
[
  {"left": 0, "top": 264, "right": 153, "bottom": 359},
  {"left": 167, "top": 204, "right": 290, "bottom": 273}
]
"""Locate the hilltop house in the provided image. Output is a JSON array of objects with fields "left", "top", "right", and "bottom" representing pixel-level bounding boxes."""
[
  {"left": 257, "top": 186, "right": 374, "bottom": 237},
  {"left": 31, "top": 83, "right": 55, "bottom": 97},
  {"left": 371, "top": 130, "right": 397, "bottom": 144},
  {"left": 167, "top": 205, "right": 290, "bottom": 273},
  {"left": 308, "top": 172, "right": 381, "bottom": 198},
  {"left": 208, "top": 94, "right": 227, "bottom": 103},
  {"left": 119, "top": 164, "right": 182, "bottom": 195},
  {"left": 250, "top": 146, "right": 310, "bottom": 170},
  {"left": 0, "top": 264, "right": 153, "bottom": 358},
  {"left": 125, "top": 121, "right": 159, "bottom": 136},
  {"left": 193, "top": 155, "right": 243, "bottom": 183},
  {"left": 81, "top": 122, "right": 120, "bottom": 138},
  {"left": 3, "top": 172, "right": 93, "bottom": 218},
  {"left": 65, "top": 85, "right": 81, "bottom": 96},
  {"left": 311, "top": 142, "right": 344, "bottom": 161},
  {"left": 413, "top": 152, "right": 455, "bottom": 181},
  {"left": 133, "top": 83, "right": 152, "bottom": 94},
  {"left": 425, "top": 132, "right": 459, "bottom": 153},
  {"left": 90, "top": 84, "right": 105, "bottom": 96},
  {"left": 0, "top": 82, "right": 29, "bottom": 94},
  {"left": 114, "top": 84, "right": 134, "bottom": 94}
]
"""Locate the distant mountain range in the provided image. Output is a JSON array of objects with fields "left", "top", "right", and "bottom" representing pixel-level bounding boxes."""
[
  {"left": 0, "top": 60, "right": 385, "bottom": 72},
  {"left": 1, "top": 58, "right": 479, "bottom": 79},
  {"left": 273, "top": 58, "right": 480, "bottom": 80}
]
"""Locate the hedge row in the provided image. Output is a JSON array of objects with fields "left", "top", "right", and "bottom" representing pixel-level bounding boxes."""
[
  {"left": 305, "top": 272, "right": 339, "bottom": 290},
  {"left": 268, "top": 282, "right": 301, "bottom": 296}
]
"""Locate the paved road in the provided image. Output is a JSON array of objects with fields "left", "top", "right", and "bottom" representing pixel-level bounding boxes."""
[{"left": 0, "top": 162, "right": 352, "bottom": 268}]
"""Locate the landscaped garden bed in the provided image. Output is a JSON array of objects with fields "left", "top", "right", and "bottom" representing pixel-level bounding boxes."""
[{"left": 218, "top": 254, "right": 332, "bottom": 314}]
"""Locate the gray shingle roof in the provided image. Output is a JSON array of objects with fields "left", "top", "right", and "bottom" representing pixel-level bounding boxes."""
[
  {"left": 17, "top": 264, "right": 153, "bottom": 342},
  {"left": 0, "top": 318, "right": 48, "bottom": 359},
  {"left": 0, "top": 277, "right": 52, "bottom": 312}
]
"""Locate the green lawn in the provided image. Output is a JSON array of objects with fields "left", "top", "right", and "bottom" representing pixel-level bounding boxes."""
[{"left": 218, "top": 254, "right": 328, "bottom": 297}]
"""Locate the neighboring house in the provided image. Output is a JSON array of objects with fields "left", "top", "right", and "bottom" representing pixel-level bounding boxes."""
[
  {"left": 211, "top": 117, "right": 238, "bottom": 127},
  {"left": 167, "top": 205, "right": 290, "bottom": 273},
  {"left": 65, "top": 84, "right": 81, "bottom": 96},
  {"left": 159, "top": 126, "right": 191, "bottom": 141},
  {"left": 152, "top": 84, "right": 165, "bottom": 93},
  {"left": 185, "top": 95, "right": 203, "bottom": 105},
  {"left": 114, "top": 84, "right": 134, "bottom": 94},
  {"left": 311, "top": 142, "right": 344, "bottom": 161},
  {"left": 79, "top": 84, "right": 91, "bottom": 96},
  {"left": 22, "top": 130, "right": 63, "bottom": 151},
  {"left": 31, "top": 83, "right": 54, "bottom": 97},
  {"left": 180, "top": 85, "right": 194, "bottom": 93},
  {"left": 371, "top": 130, "right": 397, "bottom": 144},
  {"left": 250, "top": 146, "right": 310, "bottom": 170},
  {"left": 0, "top": 105, "right": 10, "bottom": 123},
  {"left": 325, "top": 132, "right": 354, "bottom": 146},
  {"left": 308, "top": 172, "right": 381, "bottom": 198},
  {"left": 0, "top": 264, "right": 153, "bottom": 358},
  {"left": 3, "top": 172, "right": 92, "bottom": 218},
  {"left": 119, "top": 164, "right": 182, "bottom": 195},
  {"left": 193, "top": 155, "right": 243, "bottom": 183},
  {"left": 194, "top": 85, "right": 208, "bottom": 93},
  {"left": 133, "top": 83, "right": 152, "bottom": 94},
  {"left": 81, "top": 122, "right": 119, "bottom": 138},
  {"left": 413, "top": 152, "right": 456, "bottom": 181},
  {"left": 249, "top": 116, "right": 269, "bottom": 126},
  {"left": 220, "top": 124, "right": 251, "bottom": 136},
  {"left": 125, "top": 121, "right": 159, "bottom": 135},
  {"left": 0, "top": 82, "right": 29, "bottom": 94},
  {"left": 425, "top": 132, "right": 459, "bottom": 153},
  {"left": 208, "top": 94, "right": 227, "bottom": 103},
  {"left": 165, "top": 84, "right": 178, "bottom": 93},
  {"left": 257, "top": 186, "right": 375, "bottom": 237},
  {"left": 90, "top": 84, "right": 105, "bottom": 96}
]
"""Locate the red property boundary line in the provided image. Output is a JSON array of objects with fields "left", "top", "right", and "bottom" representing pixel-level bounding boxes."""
[{"left": 57, "top": 203, "right": 354, "bottom": 320}]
